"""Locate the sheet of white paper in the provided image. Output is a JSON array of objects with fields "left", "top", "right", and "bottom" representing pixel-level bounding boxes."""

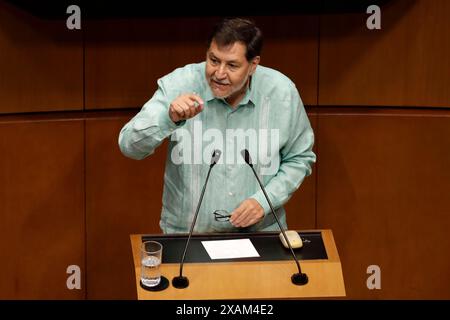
[{"left": 201, "top": 238, "right": 260, "bottom": 260}]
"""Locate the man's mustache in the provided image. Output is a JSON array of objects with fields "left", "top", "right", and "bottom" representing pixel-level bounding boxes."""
[{"left": 211, "top": 78, "right": 230, "bottom": 85}]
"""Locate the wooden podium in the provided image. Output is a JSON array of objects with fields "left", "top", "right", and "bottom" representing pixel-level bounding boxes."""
[{"left": 130, "top": 229, "right": 345, "bottom": 299}]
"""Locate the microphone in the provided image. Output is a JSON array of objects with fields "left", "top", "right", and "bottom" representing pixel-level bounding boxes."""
[
  {"left": 240, "top": 149, "right": 308, "bottom": 286},
  {"left": 172, "top": 149, "right": 222, "bottom": 289}
]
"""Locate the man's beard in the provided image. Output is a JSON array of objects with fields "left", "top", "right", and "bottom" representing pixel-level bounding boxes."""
[{"left": 210, "top": 77, "right": 249, "bottom": 100}]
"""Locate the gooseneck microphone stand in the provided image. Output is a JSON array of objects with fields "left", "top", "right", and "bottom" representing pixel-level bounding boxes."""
[
  {"left": 241, "top": 149, "right": 308, "bottom": 285},
  {"left": 172, "top": 150, "right": 221, "bottom": 289}
]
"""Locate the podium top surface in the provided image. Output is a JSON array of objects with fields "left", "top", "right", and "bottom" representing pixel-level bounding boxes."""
[{"left": 142, "top": 231, "right": 327, "bottom": 264}]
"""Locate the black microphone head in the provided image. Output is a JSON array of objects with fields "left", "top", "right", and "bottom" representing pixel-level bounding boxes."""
[
  {"left": 241, "top": 149, "right": 252, "bottom": 166},
  {"left": 210, "top": 149, "right": 222, "bottom": 167}
]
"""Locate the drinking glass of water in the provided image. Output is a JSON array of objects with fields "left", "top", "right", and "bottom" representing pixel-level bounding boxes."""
[{"left": 140, "top": 241, "right": 162, "bottom": 288}]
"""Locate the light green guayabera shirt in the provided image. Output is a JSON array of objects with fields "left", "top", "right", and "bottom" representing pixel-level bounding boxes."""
[{"left": 119, "top": 62, "right": 316, "bottom": 234}]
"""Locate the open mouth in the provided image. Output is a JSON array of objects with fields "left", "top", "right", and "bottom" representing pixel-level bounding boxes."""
[{"left": 212, "top": 79, "right": 230, "bottom": 89}]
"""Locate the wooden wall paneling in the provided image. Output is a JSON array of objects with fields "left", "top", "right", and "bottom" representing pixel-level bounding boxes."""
[
  {"left": 319, "top": 0, "right": 450, "bottom": 107},
  {"left": 85, "top": 115, "right": 167, "bottom": 299},
  {"left": 84, "top": 18, "right": 217, "bottom": 109},
  {"left": 253, "top": 15, "right": 319, "bottom": 106},
  {"left": 0, "top": 119, "right": 85, "bottom": 299},
  {"left": 0, "top": 1, "right": 83, "bottom": 114},
  {"left": 316, "top": 109, "right": 450, "bottom": 299},
  {"left": 85, "top": 15, "right": 319, "bottom": 109}
]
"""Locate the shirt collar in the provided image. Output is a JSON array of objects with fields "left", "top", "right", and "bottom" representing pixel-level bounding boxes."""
[
  {"left": 203, "top": 80, "right": 216, "bottom": 102},
  {"left": 239, "top": 77, "right": 256, "bottom": 107}
]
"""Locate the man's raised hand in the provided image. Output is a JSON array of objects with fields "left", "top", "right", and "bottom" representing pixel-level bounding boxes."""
[{"left": 169, "top": 93, "right": 204, "bottom": 123}]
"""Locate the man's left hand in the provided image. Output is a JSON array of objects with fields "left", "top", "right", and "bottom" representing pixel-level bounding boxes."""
[{"left": 230, "top": 198, "right": 264, "bottom": 228}]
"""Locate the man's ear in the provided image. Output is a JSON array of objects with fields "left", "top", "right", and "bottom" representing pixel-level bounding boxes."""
[{"left": 250, "top": 56, "right": 260, "bottom": 75}]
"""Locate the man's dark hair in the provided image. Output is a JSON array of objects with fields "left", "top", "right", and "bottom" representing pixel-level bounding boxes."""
[{"left": 208, "top": 18, "right": 263, "bottom": 61}]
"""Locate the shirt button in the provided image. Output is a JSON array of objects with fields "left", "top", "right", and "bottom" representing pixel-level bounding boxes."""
[
  {"left": 227, "top": 165, "right": 233, "bottom": 170},
  {"left": 228, "top": 192, "right": 234, "bottom": 196}
]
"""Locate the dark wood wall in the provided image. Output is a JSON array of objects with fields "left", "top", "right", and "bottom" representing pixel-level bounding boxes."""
[{"left": 0, "top": 0, "right": 449, "bottom": 299}]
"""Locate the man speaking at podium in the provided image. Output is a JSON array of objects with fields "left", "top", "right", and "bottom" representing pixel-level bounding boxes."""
[{"left": 119, "top": 18, "right": 316, "bottom": 234}]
